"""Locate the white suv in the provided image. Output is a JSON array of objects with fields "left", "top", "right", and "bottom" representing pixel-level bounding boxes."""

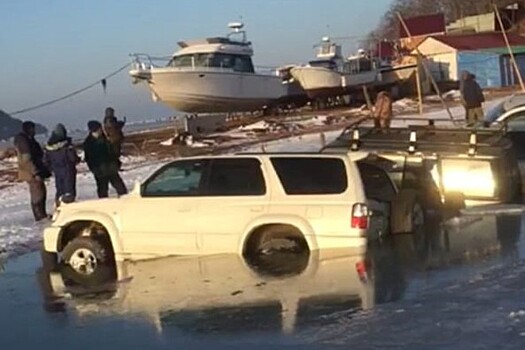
[{"left": 43, "top": 153, "right": 387, "bottom": 274}]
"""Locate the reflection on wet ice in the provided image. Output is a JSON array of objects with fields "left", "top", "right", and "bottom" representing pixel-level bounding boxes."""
[{"left": 36, "top": 211, "right": 524, "bottom": 338}]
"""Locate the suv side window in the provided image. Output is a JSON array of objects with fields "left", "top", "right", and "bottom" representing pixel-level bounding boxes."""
[
  {"left": 271, "top": 157, "right": 347, "bottom": 195},
  {"left": 205, "top": 158, "right": 266, "bottom": 196},
  {"left": 142, "top": 159, "right": 208, "bottom": 197},
  {"left": 357, "top": 162, "right": 396, "bottom": 200}
]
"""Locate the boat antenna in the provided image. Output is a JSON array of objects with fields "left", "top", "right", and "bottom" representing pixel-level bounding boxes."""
[{"left": 227, "top": 20, "right": 246, "bottom": 42}]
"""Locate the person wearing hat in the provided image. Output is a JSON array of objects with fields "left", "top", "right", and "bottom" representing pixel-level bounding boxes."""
[
  {"left": 13, "top": 121, "right": 52, "bottom": 221},
  {"left": 43, "top": 123, "right": 80, "bottom": 207},
  {"left": 460, "top": 70, "right": 485, "bottom": 125},
  {"left": 102, "top": 107, "right": 125, "bottom": 166},
  {"left": 83, "top": 120, "right": 127, "bottom": 198}
]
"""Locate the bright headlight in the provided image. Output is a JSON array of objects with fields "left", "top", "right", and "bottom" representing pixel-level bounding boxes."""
[{"left": 433, "top": 159, "right": 495, "bottom": 198}]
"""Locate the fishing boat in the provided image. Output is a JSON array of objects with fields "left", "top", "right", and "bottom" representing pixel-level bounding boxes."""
[
  {"left": 290, "top": 38, "right": 381, "bottom": 101},
  {"left": 129, "top": 23, "right": 291, "bottom": 113},
  {"left": 290, "top": 36, "right": 422, "bottom": 103}
]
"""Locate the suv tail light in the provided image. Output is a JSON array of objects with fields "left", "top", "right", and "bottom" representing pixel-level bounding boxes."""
[{"left": 351, "top": 203, "right": 369, "bottom": 229}]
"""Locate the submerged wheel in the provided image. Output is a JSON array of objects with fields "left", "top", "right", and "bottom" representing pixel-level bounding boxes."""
[
  {"left": 62, "top": 237, "right": 110, "bottom": 276},
  {"left": 411, "top": 202, "right": 429, "bottom": 260},
  {"left": 244, "top": 225, "right": 310, "bottom": 277}
]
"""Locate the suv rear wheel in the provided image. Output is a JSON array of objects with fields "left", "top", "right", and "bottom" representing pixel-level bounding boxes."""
[{"left": 411, "top": 201, "right": 428, "bottom": 258}]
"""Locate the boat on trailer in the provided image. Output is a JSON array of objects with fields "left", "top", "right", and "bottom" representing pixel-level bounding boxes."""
[
  {"left": 290, "top": 37, "right": 418, "bottom": 104},
  {"left": 129, "top": 23, "right": 297, "bottom": 114}
]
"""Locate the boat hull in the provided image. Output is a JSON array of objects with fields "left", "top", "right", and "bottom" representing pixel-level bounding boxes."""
[
  {"left": 380, "top": 64, "right": 418, "bottom": 85},
  {"left": 291, "top": 66, "right": 382, "bottom": 99},
  {"left": 132, "top": 68, "right": 288, "bottom": 113},
  {"left": 290, "top": 66, "right": 345, "bottom": 99}
]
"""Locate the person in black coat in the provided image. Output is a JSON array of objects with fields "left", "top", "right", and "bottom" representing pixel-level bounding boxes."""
[
  {"left": 14, "top": 121, "right": 51, "bottom": 221},
  {"left": 460, "top": 70, "right": 485, "bottom": 125},
  {"left": 83, "top": 120, "right": 127, "bottom": 198},
  {"left": 43, "top": 124, "right": 80, "bottom": 207}
]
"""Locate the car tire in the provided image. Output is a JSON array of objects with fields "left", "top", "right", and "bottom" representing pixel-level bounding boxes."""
[
  {"left": 391, "top": 189, "right": 421, "bottom": 233},
  {"left": 411, "top": 201, "right": 429, "bottom": 260},
  {"left": 257, "top": 227, "right": 307, "bottom": 254},
  {"left": 62, "top": 237, "right": 110, "bottom": 276}
]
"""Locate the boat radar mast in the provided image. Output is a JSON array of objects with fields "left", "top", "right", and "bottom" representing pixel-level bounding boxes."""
[{"left": 227, "top": 22, "right": 247, "bottom": 42}]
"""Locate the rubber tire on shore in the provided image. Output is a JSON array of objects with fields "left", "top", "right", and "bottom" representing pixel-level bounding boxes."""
[{"left": 61, "top": 237, "right": 110, "bottom": 276}]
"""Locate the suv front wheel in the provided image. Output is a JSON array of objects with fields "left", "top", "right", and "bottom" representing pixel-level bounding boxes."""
[{"left": 62, "top": 237, "right": 110, "bottom": 275}]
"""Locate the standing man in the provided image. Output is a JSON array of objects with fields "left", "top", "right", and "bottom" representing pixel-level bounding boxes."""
[
  {"left": 14, "top": 121, "right": 51, "bottom": 221},
  {"left": 460, "top": 71, "right": 485, "bottom": 125},
  {"left": 83, "top": 120, "right": 127, "bottom": 198},
  {"left": 374, "top": 90, "right": 394, "bottom": 131},
  {"left": 102, "top": 107, "right": 125, "bottom": 166}
]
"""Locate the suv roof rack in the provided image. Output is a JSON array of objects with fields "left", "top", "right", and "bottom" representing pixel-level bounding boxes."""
[{"left": 327, "top": 117, "right": 510, "bottom": 157}]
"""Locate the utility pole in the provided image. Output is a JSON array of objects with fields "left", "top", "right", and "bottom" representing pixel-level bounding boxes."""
[
  {"left": 494, "top": 4, "right": 525, "bottom": 92},
  {"left": 396, "top": 12, "right": 456, "bottom": 122}
]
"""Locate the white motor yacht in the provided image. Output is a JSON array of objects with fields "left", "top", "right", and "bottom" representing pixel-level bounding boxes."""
[
  {"left": 130, "top": 23, "right": 289, "bottom": 113},
  {"left": 290, "top": 37, "right": 414, "bottom": 100}
]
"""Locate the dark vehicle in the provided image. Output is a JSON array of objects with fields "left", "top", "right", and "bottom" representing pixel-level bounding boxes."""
[
  {"left": 485, "top": 94, "right": 525, "bottom": 159},
  {"left": 322, "top": 120, "right": 523, "bottom": 213}
]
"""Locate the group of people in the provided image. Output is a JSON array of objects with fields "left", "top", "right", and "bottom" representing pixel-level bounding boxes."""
[
  {"left": 371, "top": 69, "right": 484, "bottom": 131},
  {"left": 14, "top": 107, "right": 127, "bottom": 222}
]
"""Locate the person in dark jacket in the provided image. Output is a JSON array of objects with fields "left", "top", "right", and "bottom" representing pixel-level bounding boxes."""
[
  {"left": 14, "top": 121, "right": 51, "bottom": 221},
  {"left": 83, "top": 120, "right": 127, "bottom": 198},
  {"left": 43, "top": 124, "right": 80, "bottom": 207},
  {"left": 460, "top": 70, "right": 485, "bottom": 125},
  {"left": 102, "top": 107, "right": 125, "bottom": 162}
]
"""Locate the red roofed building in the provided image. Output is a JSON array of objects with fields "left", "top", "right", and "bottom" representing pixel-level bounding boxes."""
[
  {"left": 399, "top": 13, "right": 446, "bottom": 38},
  {"left": 413, "top": 32, "right": 525, "bottom": 87}
]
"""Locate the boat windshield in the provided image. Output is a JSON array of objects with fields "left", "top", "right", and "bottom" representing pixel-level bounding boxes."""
[
  {"left": 168, "top": 53, "right": 255, "bottom": 73},
  {"left": 309, "top": 60, "right": 337, "bottom": 70},
  {"left": 343, "top": 58, "right": 374, "bottom": 74}
]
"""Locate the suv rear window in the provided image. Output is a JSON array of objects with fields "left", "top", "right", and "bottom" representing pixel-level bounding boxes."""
[{"left": 270, "top": 157, "right": 347, "bottom": 195}]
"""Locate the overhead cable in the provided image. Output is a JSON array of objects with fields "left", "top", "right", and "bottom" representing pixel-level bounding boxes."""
[{"left": 8, "top": 62, "right": 130, "bottom": 116}]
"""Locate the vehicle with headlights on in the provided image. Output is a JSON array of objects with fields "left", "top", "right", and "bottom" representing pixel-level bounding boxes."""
[
  {"left": 322, "top": 121, "right": 523, "bottom": 210},
  {"left": 484, "top": 93, "right": 525, "bottom": 159}
]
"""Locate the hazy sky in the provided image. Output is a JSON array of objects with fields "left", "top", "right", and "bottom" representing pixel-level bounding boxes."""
[{"left": 0, "top": 0, "right": 391, "bottom": 129}]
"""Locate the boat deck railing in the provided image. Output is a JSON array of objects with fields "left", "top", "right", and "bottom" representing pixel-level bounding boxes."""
[
  {"left": 130, "top": 53, "right": 171, "bottom": 71},
  {"left": 130, "top": 53, "right": 280, "bottom": 76}
]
